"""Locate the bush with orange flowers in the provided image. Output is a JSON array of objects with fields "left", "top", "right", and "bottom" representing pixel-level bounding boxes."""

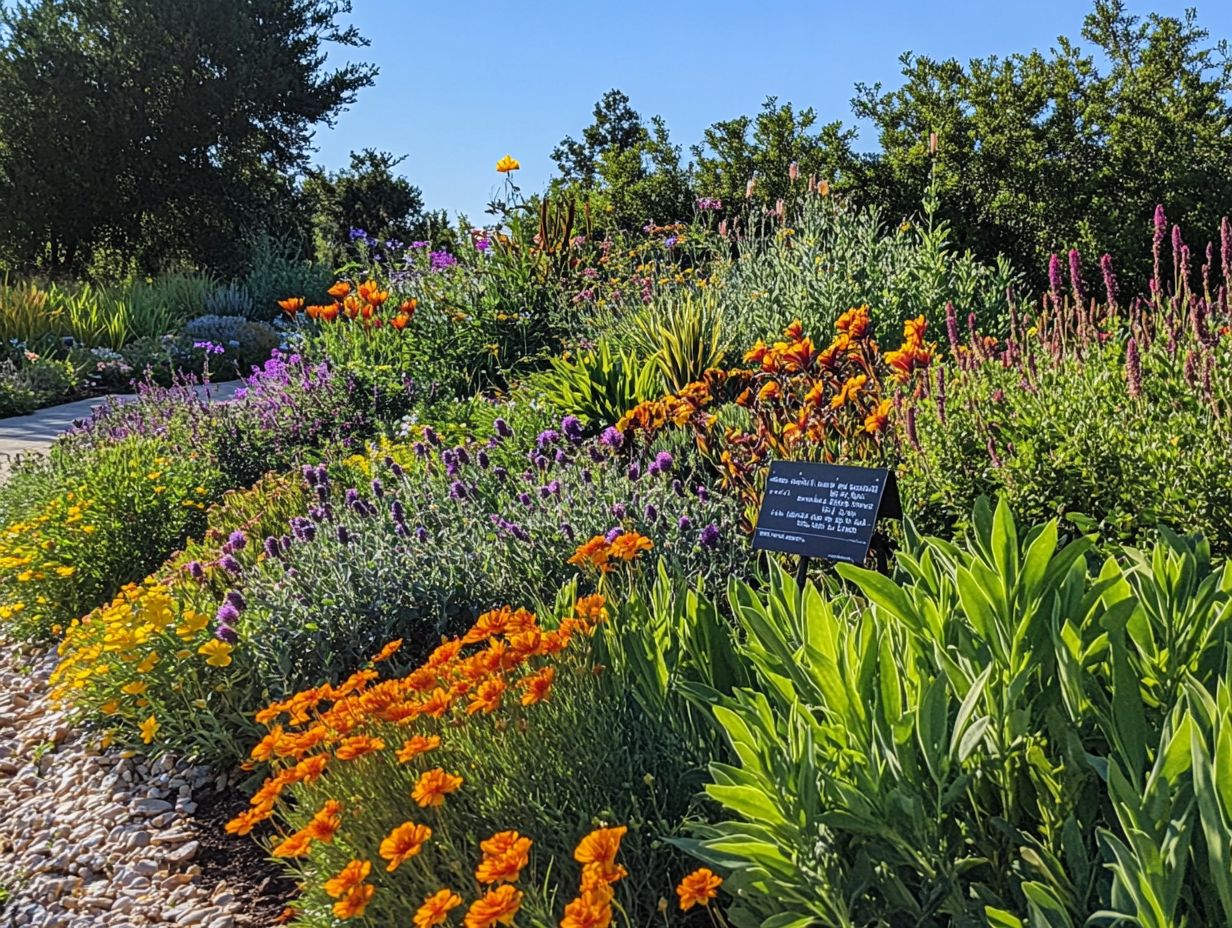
[
  {"left": 230, "top": 592, "right": 722, "bottom": 926},
  {"left": 614, "top": 307, "right": 934, "bottom": 530}
]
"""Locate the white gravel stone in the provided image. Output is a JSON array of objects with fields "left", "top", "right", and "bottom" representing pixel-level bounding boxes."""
[{"left": 0, "top": 636, "right": 259, "bottom": 927}]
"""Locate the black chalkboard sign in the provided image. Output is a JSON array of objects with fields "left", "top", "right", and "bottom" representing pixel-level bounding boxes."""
[{"left": 752, "top": 461, "right": 901, "bottom": 565}]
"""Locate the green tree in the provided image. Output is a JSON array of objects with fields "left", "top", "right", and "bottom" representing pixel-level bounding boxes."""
[
  {"left": 853, "top": 0, "right": 1232, "bottom": 285},
  {"left": 551, "top": 90, "right": 694, "bottom": 229},
  {"left": 0, "top": 0, "right": 374, "bottom": 276},
  {"left": 303, "top": 149, "right": 427, "bottom": 263},
  {"left": 692, "top": 97, "right": 860, "bottom": 209}
]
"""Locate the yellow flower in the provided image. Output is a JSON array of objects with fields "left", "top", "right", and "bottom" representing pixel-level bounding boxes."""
[
  {"left": 495, "top": 154, "right": 521, "bottom": 174},
  {"left": 139, "top": 715, "right": 159, "bottom": 744},
  {"left": 198, "top": 640, "right": 234, "bottom": 668},
  {"left": 121, "top": 680, "right": 148, "bottom": 696}
]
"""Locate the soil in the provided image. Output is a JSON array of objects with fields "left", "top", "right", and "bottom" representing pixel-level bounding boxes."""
[{"left": 189, "top": 782, "right": 298, "bottom": 926}]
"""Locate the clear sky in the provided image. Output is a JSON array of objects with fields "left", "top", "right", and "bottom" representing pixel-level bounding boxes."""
[{"left": 311, "top": 1, "right": 1232, "bottom": 223}]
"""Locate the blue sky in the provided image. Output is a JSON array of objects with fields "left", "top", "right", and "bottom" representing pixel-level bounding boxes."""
[{"left": 312, "top": 1, "right": 1232, "bottom": 222}]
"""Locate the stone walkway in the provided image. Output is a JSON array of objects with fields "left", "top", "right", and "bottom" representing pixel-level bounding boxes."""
[{"left": 0, "top": 382, "right": 241, "bottom": 481}]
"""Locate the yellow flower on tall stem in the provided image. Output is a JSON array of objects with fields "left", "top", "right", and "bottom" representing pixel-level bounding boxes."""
[{"left": 495, "top": 154, "right": 521, "bottom": 174}]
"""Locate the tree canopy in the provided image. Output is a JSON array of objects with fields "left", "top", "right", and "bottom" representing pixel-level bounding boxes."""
[{"left": 0, "top": 0, "right": 375, "bottom": 276}]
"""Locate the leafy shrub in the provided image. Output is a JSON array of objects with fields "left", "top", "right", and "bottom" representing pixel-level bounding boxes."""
[
  {"left": 181, "top": 314, "right": 281, "bottom": 372},
  {"left": 231, "top": 592, "right": 714, "bottom": 927},
  {"left": 0, "top": 350, "right": 79, "bottom": 415},
  {"left": 899, "top": 216, "right": 1232, "bottom": 553},
  {"left": 527, "top": 339, "right": 660, "bottom": 428},
  {"left": 51, "top": 471, "right": 311, "bottom": 764},
  {"left": 221, "top": 420, "right": 742, "bottom": 701},
  {"left": 687, "top": 500, "right": 1232, "bottom": 926},
  {"left": 243, "top": 232, "right": 333, "bottom": 322},
  {"left": 202, "top": 282, "right": 254, "bottom": 318},
  {"left": 0, "top": 436, "right": 224, "bottom": 639}
]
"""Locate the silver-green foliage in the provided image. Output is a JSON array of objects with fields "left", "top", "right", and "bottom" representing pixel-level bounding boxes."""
[{"left": 667, "top": 499, "right": 1232, "bottom": 926}]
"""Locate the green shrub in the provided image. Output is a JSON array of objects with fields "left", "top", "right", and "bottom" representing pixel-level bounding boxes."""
[
  {"left": 243, "top": 232, "right": 333, "bottom": 321},
  {"left": 685, "top": 499, "right": 1232, "bottom": 926},
  {"left": 629, "top": 289, "right": 729, "bottom": 393},
  {"left": 527, "top": 340, "right": 660, "bottom": 428}
]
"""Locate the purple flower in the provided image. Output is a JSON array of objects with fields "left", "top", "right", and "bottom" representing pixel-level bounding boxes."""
[
  {"left": 215, "top": 603, "right": 240, "bottom": 625},
  {"left": 534, "top": 455, "right": 549, "bottom": 471},
  {"left": 627, "top": 462, "right": 641, "bottom": 482},
  {"left": 493, "top": 466, "right": 508, "bottom": 481},
  {"left": 371, "top": 478, "right": 384, "bottom": 498},
  {"left": 612, "top": 502, "right": 628, "bottom": 519},
  {"left": 671, "top": 479, "right": 684, "bottom": 496},
  {"left": 410, "top": 240, "right": 429, "bottom": 249},
  {"left": 390, "top": 462, "right": 405, "bottom": 479},
  {"left": 678, "top": 515, "right": 692, "bottom": 531},
  {"left": 337, "top": 525, "right": 351, "bottom": 543},
  {"left": 449, "top": 481, "right": 469, "bottom": 501},
  {"left": 561, "top": 415, "right": 584, "bottom": 442},
  {"left": 554, "top": 449, "right": 568, "bottom": 465},
  {"left": 494, "top": 418, "right": 513, "bottom": 438},
  {"left": 215, "top": 623, "right": 238, "bottom": 644},
  {"left": 547, "top": 480, "right": 562, "bottom": 497},
  {"left": 186, "top": 561, "right": 204, "bottom": 581},
  {"left": 605, "top": 527, "right": 623, "bottom": 543},
  {"left": 664, "top": 235, "right": 678, "bottom": 249},
  {"left": 415, "top": 525, "right": 428, "bottom": 542},
  {"left": 700, "top": 523, "right": 720, "bottom": 548},
  {"left": 648, "top": 451, "right": 673, "bottom": 475},
  {"left": 1048, "top": 253, "right": 1063, "bottom": 306},
  {"left": 423, "top": 426, "right": 440, "bottom": 446},
  {"left": 290, "top": 517, "right": 316, "bottom": 543},
  {"left": 224, "top": 590, "right": 246, "bottom": 612},
  {"left": 429, "top": 250, "right": 458, "bottom": 271},
  {"left": 599, "top": 427, "right": 624, "bottom": 450},
  {"left": 644, "top": 504, "right": 658, "bottom": 522},
  {"left": 518, "top": 492, "right": 533, "bottom": 508},
  {"left": 1068, "top": 249, "right": 1085, "bottom": 306},
  {"left": 695, "top": 485, "right": 709, "bottom": 502},
  {"left": 263, "top": 536, "right": 280, "bottom": 559},
  {"left": 1100, "top": 253, "right": 1119, "bottom": 306},
  {"left": 1126, "top": 338, "right": 1142, "bottom": 398},
  {"left": 348, "top": 226, "right": 368, "bottom": 242},
  {"left": 560, "top": 522, "right": 574, "bottom": 540},
  {"left": 345, "top": 488, "right": 361, "bottom": 509},
  {"left": 536, "top": 429, "right": 560, "bottom": 449},
  {"left": 218, "top": 554, "right": 242, "bottom": 575}
]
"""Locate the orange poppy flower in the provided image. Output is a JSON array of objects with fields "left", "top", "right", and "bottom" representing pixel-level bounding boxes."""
[
  {"left": 334, "top": 735, "right": 385, "bottom": 761},
  {"left": 568, "top": 536, "right": 612, "bottom": 572},
  {"left": 521, "top": 666, "right": 555, "bottom": 706},
  {"left": 303, "top": 799, "right": 344, "bottom": 842},
  {"left": 328, "top": 281, "right": 351, "bottom": 299},
  {"left": 358, "top": 279, "right": 389, "bottom": 306},
  {"left": 396, "top": 734, "right": 441, "bottom": 763},
  {"left": 419, "top": 687, "right": 453, "bottom": 719},
  {"left": 324, "top": 860, "right": 371, "bottom": 899},
  {"left": 676, "top": 867, "right": 723, "bottom": 910},
  {"left": 318, "top": 302, "right": 340, "bottom": 322},
  {"left": 412, "top": 768, "right": 463, "bottom": 807},
  {"left": 292, "top": 754, "right": 329, "bottom": 783},
  {"left": 467, "top": 676, "right": 507, "bottom": 715},
  {"left": 370, "top": 639, "right": 403, "bottom": 663},
  {"left": 573, "top": 826, "right": 627, "bottom": 880},
  {"left": 272, "top": 830, "right": 313, "bottom": 858},
  {"left": 414, "top": 889, "right": 463, "bottom": 928},
  {"left": 224, "top": 807, "right": 265, "bottom": 836},
  {"left": 391, "top": 312, "right": 412, "bottom": 330},
  {"left": 333, "top": 884, "right": 375, "bottom": 919},
  {"left": 464, "top": 884, "right": 522, "bottom": 928},
  {"left": 379, "top": 821, "right": 432, "bottom": 872},
  {"left": 608, "top": 532, "right": 653, "bottom": 561},
  {"left": 475, "top": 830, "right": 532, "bottom": 884},
  {"left": 278, "top": 297, "right": 304, "bottom": 316},
  {"left": 560, "top": 894, "right": 612, "bottom": 928}
]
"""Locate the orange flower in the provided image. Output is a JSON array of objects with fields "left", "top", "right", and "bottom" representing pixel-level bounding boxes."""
[
  {"left": 328, "top": 281, "right": 351, "bottom": 299},
  {"left": 464, "top": 884, "right": 523, "bottom": 928},
  {"left": 303, "top": 799, "right": 344, "bottom": 843},
  {"left": 836, "top": 305, "right": 871, "bottom": 338},
  {"left": 742, "top": 339, "right": 768, "bottom": 364},
  {"left": 521, "top": 666, "right": 555, "bottom": 705},
  {"left": 358, "top": 279, "right": 389, "bottom": 306},
  {"left": 318, "top": 302, "right": 340, "bottom": 322},
  {"left": 278, "top": 297, "right": 304, "bottom": 316},
  {"left": 757, "top": 380, "right": 781, "bottom": 402},
  {"left": 399, "top": 298, "right": 418, "bottom": 315},
  {"left": 414, "top": 889, "right": 463, "bottom": 928},
  {"left": 334, "top": 735, "right": 385, "bottom": 761},
  {"left": 475, "top": 830, "right": 532, "bottom": 884},
  {"left": 412, "top": 768, "right": 463, "bottom": 807},
  {"left": 495, "top": 155, "right": 521, "bottom": 174},
  {"left": 379, "top": 821, "right": 433, "bottom": 872},
  {"left": 784, "top": 319, "right": 804, "bottom": 339},
  {"left": 608, "top": 532, "right": 653, "bottom": 562},
  {"left": 574, "top": 594, "right": 607, "bottom": 622},
  {"left": 560, "top": 894, "right": 612, "bottom": 928},
  {"left": 864, "top": 399, "right": 893, "bottom": 434},
  {"left": 391, "top": 312, "right": 412, "bottom": 330},
  {"left": 420, "top": 687, "right": 453, "bottom": 718},
  {"left": 676, "top": 867, "right": 723, "bottom": 910},
  {"left": 467, "top": 676, "right": 507, "bottom": 715},
  {"left": 903, "top": 314, "right": 927, "bottom": 345},
  {"left": 324, "top": 859, "right": 371, "bottom": 898},
  {"left": 224, "top": 808, "right": 265, "bottom": 836},
  {"left": 830, "top": 374, "right": 868, "bottom": 409},
  {"left": 396, "top": 734, "right": 441, "bottom": 763},
  {"left": 568, "top": 536, "right": 612, "bottom": 573},
  {"left": 573, "top": 826, "right": 627, "bottom": 883},
  {"left": 333, "top": 884, "right": 375, "bottom": 919},
  {"left": 272, "top": 830, "right": 313, "bottom": 858},
  {"left": 293, "top": 754, "right": 329, "bottom": 783},
  {"left": 371, "top": 638, "right": 403, "bottom": 663}
]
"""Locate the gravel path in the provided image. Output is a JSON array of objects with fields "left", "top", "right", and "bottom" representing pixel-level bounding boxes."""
[{"left": 0, "top": 638, "right": 275, "bottom": 928}]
